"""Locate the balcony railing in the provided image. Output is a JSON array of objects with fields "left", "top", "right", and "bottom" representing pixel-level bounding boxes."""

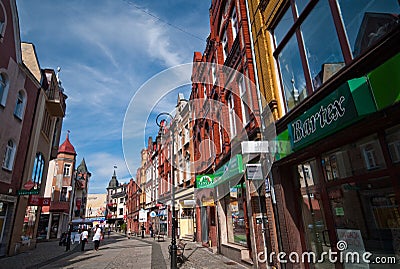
[{"left": 46, "top": 86, "right": 66, "bottom": 117}]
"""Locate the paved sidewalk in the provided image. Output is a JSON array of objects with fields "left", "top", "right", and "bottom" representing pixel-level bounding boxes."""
[
  {"left": 0, "top": 232, "right": 250, "bottom": 269},
  {"left": 0, "top": 239, "right": 80, "bottom": 269},
  {"left": 130, "top": 233, "right": 250, "bottom": 269}
]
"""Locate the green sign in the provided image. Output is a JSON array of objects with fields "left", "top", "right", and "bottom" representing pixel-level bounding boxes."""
[
  {"left": 368, "top": 53, "right": 400, "bottom": 110},
  {"left": 196, "top": 154, "right": 244, "bottom": 188},
  {"left": 196, "top": 174, "right": 215, "bottom": 189},
  {"left": 17, "top": 189, "right": 39, "bottom": 195},
  {"left": 288, "top": 80, "right": 361, "bottom": 151},
  {"left": 213, "top": 154, "right": 244, "bottom": 187}
]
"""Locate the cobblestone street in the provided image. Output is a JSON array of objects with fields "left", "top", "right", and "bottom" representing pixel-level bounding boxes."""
[{"left": 0, "top": 233, "right": 249, "bottom": 269}]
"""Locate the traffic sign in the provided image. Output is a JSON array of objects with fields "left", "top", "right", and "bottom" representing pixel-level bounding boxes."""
[
  {"left": 17, "top": 189, "right": 39, "bottom": 195},
  {"left": 23, "top": 179, "right": 35, "bottom": 190}
]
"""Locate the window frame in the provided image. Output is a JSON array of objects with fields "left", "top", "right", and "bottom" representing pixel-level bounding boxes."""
[
  {"left": 227, "top": 93, "right": 237, "bottom": 138},
  {"left": 14, "top": 90, "right": 26, "bottom": 120},
  {"left": 2, "top": 140, "right": 16, "bottom": 171},
  {"left": 0, "top": 73, "right": 9, "bottom": 107},
  {"left": 63, "top": 163, "right": 71, "bottom": 177}
]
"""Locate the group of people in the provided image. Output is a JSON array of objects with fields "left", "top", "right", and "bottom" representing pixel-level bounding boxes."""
[{"left": 79, "top": 224, "right": 103, "bottom": 251}]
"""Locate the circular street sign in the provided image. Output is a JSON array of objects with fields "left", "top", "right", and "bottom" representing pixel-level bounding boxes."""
[{"left": 24, "top": 180, "right": 35, "bottom": 190}]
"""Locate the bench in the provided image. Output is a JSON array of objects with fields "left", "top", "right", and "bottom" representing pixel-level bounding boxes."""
[
  {"left": 20, "top": 236, "right": 31, "bottom": 247},
  {"left": 155, "top": 232, "right": 165, "bottom": 242},
  {"left": 169, "top": 240, "right": 187, "bottom": 263}
]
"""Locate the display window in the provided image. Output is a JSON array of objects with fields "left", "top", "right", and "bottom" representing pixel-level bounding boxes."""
[{"left": 225, "top": 181, "right": 247, "bottom": 246}]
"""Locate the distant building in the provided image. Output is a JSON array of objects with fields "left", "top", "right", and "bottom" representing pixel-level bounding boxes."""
[
  {"left": 85, "top": 193, "right": 107, "bottom": 219},
  {"left": 41, "top": 133, "right": 76, "bottom": 240},
  {"left": 106, "top": 169, "right": 126, "bottom": 231}
]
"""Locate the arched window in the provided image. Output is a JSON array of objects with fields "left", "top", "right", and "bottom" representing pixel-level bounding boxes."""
[
  {"left": 0, "top": 73, "right": 9, "bottom": 106},
  {"left": 32, "top": 153, "right": 45, "bottom": 186},
  {"left": 0, "top": 1, "right": 5, "bottom": 39},
  {"left": 231, "top": 6, "right": 238, "bottom": 41},
  {"left": 14, "top": 90, "right": 26, "bottom": 119},
  {"left": 2, "top": 140, "right": 15, "bottom": 170}
]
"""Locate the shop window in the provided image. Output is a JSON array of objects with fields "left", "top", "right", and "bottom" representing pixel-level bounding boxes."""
[
  {"left": 22, "top": 206, "right": 37, "bottom": 239},
  {"left": 358, "top": 136, "right": 385, "bottom": 171},
  {"left": 385, "top": 124, "right": 400, "bottom": 163},
  {"left": 225, "top": 183, "right": 247, "bottom": 246},
  {"left": 119, "top": 208, "right": 123, "bottom": 215},
  {"left": 0, "top": 202, "right": 8, "bottom": 243},
  {"left": 337, "top": 0, "right": 400, "bottom": 58},
  {"left": 322, "top": 150, "right": 352, "bottom": 181},
  {"left": 297, "top": 160, "right": 333, "bottom": 267},
  {"left": 328, "top": 177, "right": 399, "bottom": 256},
  {"left": 322, "top": 134, "right": 386, "bottom": 180}
]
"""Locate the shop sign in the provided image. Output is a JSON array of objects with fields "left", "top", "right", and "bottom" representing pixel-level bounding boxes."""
[
  {"left": 23, "top": 179, "right": 35, "bottom": 191},
  {"left": 196, "top": 174, "right": 215, "bottom": 189},
  {"left": 150, "top": 211, "right": 157, "bottom": 218},
  {"left": 196, "top": 155, "right": 244, "bottom": 188},
  {"left": 202, "top": 198, "right": 214, "bottom": 206},
  {"left": 246, "top": 164, "right": 263, "bottom": 180},
  {"left": 213, "top": 154, "right": 244, "bottom": 186},
  {"left": 18, "top": 189, "right": 39, "bottom": 195},
  {"left": 288, "top": 82, "right": 358, "bottom": 150},
  {"left": 241, "top": 141, "right": 269, "bottom": 154},
  {"left": 183, "top": 200, "right": 196, "bottom": 206},
  {"left": 139, "top": 209, "right": 147, "bottom": 222}
]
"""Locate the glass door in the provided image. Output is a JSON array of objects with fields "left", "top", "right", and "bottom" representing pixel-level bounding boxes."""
[{"left": 298, "top": 160, "right": 335, "bottom": 269}]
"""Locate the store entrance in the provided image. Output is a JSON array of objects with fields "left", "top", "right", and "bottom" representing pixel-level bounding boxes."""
[
  {"left": 327, "top": 177, "right": 400, "bottom": 268},
  {"left": 297, "top": 160, "right": 335, "bottom": 269}
]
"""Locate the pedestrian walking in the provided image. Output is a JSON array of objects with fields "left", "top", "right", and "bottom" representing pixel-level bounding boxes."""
[
  {"left": 80, "top": 228, "right": 89, "bottom": 251},
  {"left": 92, "top": 224, "right": 103, "bottom": 251},
  {"left": 149, "top": 223, "right": 153, "bottom": 238}
]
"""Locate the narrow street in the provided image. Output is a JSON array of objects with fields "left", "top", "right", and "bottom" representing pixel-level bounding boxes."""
[{"left": 0, "top": 233, "right": 249, "bottom": 269}]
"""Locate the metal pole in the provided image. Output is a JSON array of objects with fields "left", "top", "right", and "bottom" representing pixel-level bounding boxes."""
[{"left": 170, "top": 121, "right": 177, "bottom": 269}]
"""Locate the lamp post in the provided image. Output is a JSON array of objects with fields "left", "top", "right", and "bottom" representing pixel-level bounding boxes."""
[{"left": 156, "top": 112, "right": 177, "bottom": 269}]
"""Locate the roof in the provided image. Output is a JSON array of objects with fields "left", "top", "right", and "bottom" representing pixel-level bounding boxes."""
[
  {"left": 107, "top": 169, "right": 119, "bottom": 189},
  {"left": 77, "top": 158, "right": 89, "bottom": 173},
  {"left": 58, "top": 133, "right": 76, "bottom": 155}
]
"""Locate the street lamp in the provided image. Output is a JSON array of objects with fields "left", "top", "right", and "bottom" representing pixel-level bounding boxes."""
[{"left": 156, "top": 112, "right": 178, "bottom": 269}]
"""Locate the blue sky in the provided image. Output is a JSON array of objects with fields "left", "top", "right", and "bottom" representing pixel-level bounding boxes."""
[{"left": 16, "top": 0, "right": 211, "bottom": 193}]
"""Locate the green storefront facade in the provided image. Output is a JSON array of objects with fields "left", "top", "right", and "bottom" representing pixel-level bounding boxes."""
[{"left": 271, "top": 52, "right": 400, "bottom": 269}]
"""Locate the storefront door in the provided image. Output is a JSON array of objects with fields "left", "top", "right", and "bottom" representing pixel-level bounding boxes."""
[
  {"left": 201, "top": 206, "right": 208, "bottom": 243},
  {"left": 297, "top": 160, "right": 335, "bottom": 269}
]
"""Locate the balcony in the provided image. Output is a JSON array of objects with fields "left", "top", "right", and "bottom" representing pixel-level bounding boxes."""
[{"left": 46, "top": 86, "right": 66, "bottom": 117}]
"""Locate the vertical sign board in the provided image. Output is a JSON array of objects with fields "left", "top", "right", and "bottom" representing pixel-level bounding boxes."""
[{"left": 139, "top": 209, "right": 147, "bottom": 223}]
